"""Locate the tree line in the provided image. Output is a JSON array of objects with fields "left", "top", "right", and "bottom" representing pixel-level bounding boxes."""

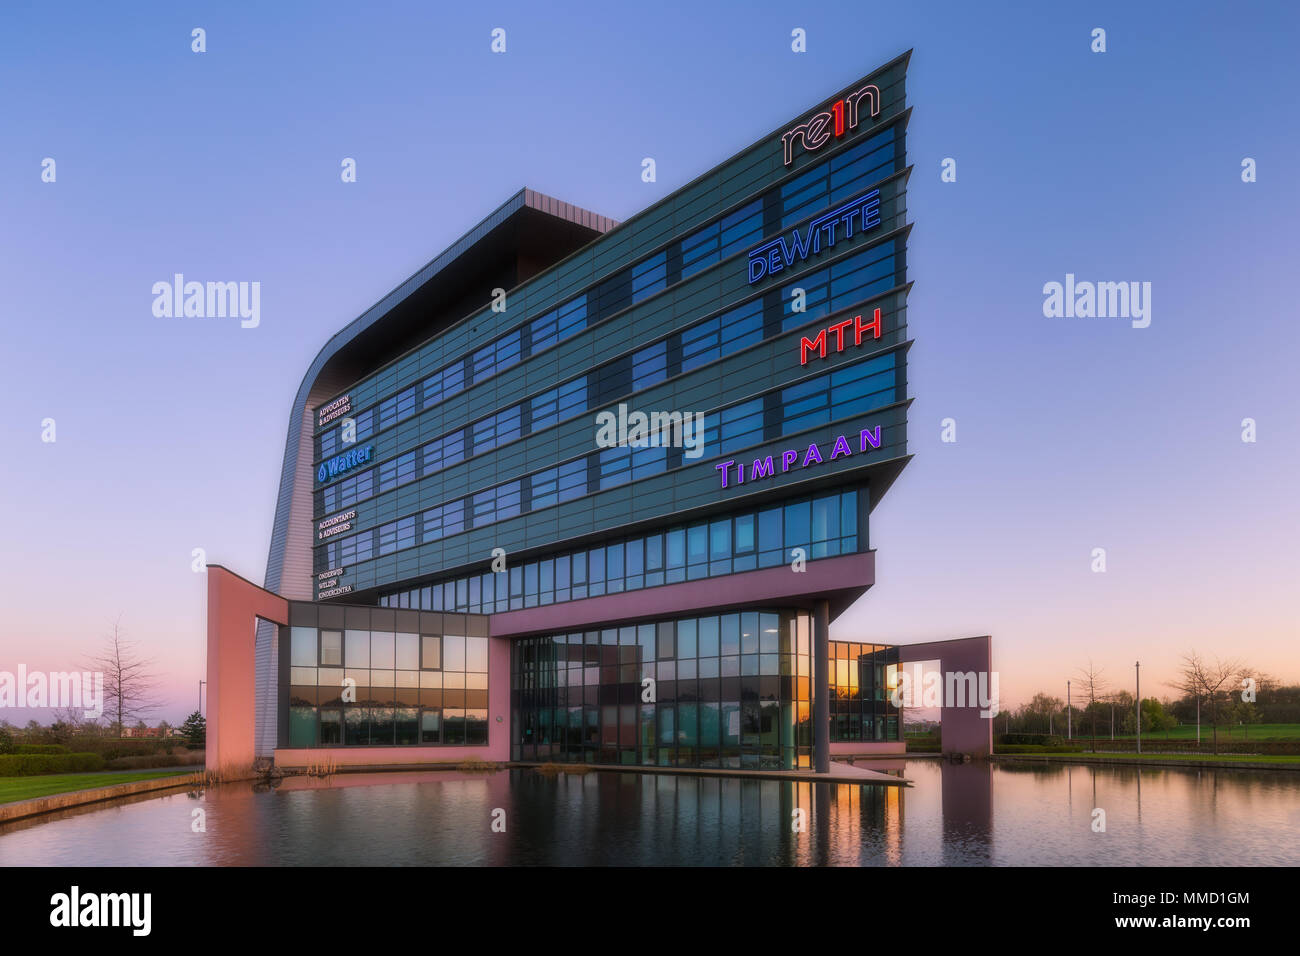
[{"left": 1003, "top": 652, "right": 1292, "bottom": 754}]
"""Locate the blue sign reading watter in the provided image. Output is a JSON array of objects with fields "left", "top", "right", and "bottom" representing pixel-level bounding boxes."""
[{"left": 317, "top": 444, "right": 373, "bottom": 483}]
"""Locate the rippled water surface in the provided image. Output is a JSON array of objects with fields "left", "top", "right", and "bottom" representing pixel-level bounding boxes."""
[{"left": 2, "top": 760, "right": 1297, "bottom": 866}]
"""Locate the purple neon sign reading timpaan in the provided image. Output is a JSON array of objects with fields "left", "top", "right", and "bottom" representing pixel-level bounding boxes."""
[{"left": 714, "top": 425, "right": 882, "bottom": 489}]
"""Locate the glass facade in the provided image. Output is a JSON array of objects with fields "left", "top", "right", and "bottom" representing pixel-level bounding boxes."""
[
  {"left": 284, "top": 612, "right": 491, "bottom": 749},
  {"left": 273, "top": 56, "right": 915, "bottom": 764},
  {"left": 312, "top": 123, "right": 902, "bottom": 465},
  {"left": 314, "top": 239, "right": 902, "bottom": 521},
  {"left": 317, "top": 347, "right": 900, "bottom": 572},
  {"left": 828, "top": 641, "right": 901, "bottom": 742},
  {"left": 512, "top": 610, "right": 816, "bottom": 769},
  {"left": 378, "top": 486, "right": 861, "bottom": 613},
  {"left": 304, "top": 100, "right": 910, "bottom": 600}
]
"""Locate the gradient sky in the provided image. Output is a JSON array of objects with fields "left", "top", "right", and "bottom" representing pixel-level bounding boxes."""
[{"left": 2, "top": 0, "right": 1297, "bottom": 724}]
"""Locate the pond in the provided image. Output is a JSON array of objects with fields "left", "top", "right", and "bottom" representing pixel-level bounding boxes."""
[{"left": 1, "top": 760, "right": 1297, "bottom": 866}]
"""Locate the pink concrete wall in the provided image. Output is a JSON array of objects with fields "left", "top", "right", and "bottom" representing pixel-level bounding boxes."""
[
  {"left": 206, "top": 566, "right": 288, "bottom": 772},
  {"left": 898, "top": 636, "right": 993, "bottom": 756},
  {"left": 829, "top": 741, "right": 905, "bottom": 756}
]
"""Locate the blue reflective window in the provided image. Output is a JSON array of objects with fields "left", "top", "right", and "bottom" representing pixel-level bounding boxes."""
[{"left": 632, "top": 340, "right": 667, "bottom": 391}]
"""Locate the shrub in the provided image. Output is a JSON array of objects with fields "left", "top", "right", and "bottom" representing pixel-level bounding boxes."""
[
  {"left": 0, "top": 753, "right": 106, "bottom": 776},
  {"left": 996, "top": 744, "right": 1085, "bottom": 754},
  {"left": 14, "top": 744, "right": 70, "bottom": 755},
  {"left": 48, "top": 738, "right": 173, "bottom": 761},
  {"left": 105, "top": 752, "right": 204, "bottom": 770},
  {"left": 998, "top": 733, "right": 1067, "bottom": 747}
]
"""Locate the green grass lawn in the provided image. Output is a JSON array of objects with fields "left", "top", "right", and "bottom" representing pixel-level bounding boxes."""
[
  {"left": 1014, "top": 752, "right": 1300, "bottom": 765},
  {"left": 0, "top": 770, "right": 192, "bottom": 805},
  {"left": 1034, "top": 723, "right": 1300, "bottom": 742}
]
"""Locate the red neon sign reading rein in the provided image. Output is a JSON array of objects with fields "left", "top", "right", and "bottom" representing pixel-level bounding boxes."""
[{"left": 781, "top": 85, "right": 881, "bottom": 166}]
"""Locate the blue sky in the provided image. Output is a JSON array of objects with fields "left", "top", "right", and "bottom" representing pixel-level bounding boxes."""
[{"left": 1, "top": 0, "right": 1297, "bottom": 721}]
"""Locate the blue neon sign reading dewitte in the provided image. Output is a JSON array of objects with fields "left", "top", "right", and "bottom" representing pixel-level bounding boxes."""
[
  {"left": 747, "top": 190, "right": 881, "bottom": 284},
  {"left": 317, "top": 444, "right": 373, "bottom": 483}
]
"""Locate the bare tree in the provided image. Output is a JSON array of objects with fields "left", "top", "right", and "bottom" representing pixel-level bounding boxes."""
[
  {"left": 50, "top": 705, "right": 87, "bottom": 741},
  {"left": 85, "top": 616, "right": 161, "bottom": 734},
  {"left": 1075, "top": 661, "right": 1109, "bottom": 753},
  {"left": 1169, "top": 651, "right": 1245, "bottom": 755}
]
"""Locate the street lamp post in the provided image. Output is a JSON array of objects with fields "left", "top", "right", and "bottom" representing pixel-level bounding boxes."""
[
  {"left": 1067, "top": 680, "right": 1072, "bottom": 739},
  {"left": 1135, "top": 661, "right": 1141, "bottom": 755},
  {"left": 199, "top": 680, "right": 206, "bottom": 715}
]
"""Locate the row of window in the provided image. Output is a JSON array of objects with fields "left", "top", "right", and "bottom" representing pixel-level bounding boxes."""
[
  {"left": 827, "top": 641, "right": 901, "bottom": 743},
  {"left": 832, "top": 713, "right": 900, "bottom": 743},
  {"left": 513, "top": 612, "right": 808, "bottom": 672},
  {"left": 287, "top": 706, "right": 488, "bottom": 748},
  {"left": 512, "top": 612, "right": 819, "bottom": 769},
  {"left": 374, "top": 487, "right": 860, "bottom": 614},
  {"left": 316, "top": 229, "right": 900, "bottom": 516},
  {"left": 827, "top": 641, "right": 896, "bottom": 700},
  {"left": 285, "top": 625, "right": 492, "bottom": 748},
  {"left": 319, "top": 230, "right": 899, "bottom": 538},
  {"left": 315, "top": 123, "right": 901, "bottom": 462},
  {"left": 288, "top": 627, "right": 489, "bottom": 673},
  {"left": 317, "top": 343, "right": 893, "bottom": 571},
  {"left": 318, "top": 296, "right": 586, "bottom": 463},
  {"left": 287, "top": 681, "right": 486, "bottom": 707}
]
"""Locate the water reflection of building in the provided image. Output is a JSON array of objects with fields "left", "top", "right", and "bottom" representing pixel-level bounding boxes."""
[{"left": 941, "top": 760, "right": 993, "bottom": 865}]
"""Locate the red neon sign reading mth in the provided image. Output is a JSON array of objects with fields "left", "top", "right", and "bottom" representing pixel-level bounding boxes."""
[
  {"left": 781, "top": 85, "right": 881, "bottom": 166},
  {"left": 799, "top": 308, "right": 882, "bottom": 365}
]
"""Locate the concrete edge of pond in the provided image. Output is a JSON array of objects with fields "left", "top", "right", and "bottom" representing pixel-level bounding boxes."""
[
  {"left": 510, "top": 761, "right": 910, "bottom": 785},
  {"left": 0, "top": 762, "right": 909, "bottom": 828},
  {"left": 0, "top": 774, "right": 197, "bottom": 825},
  {"left": 271, "top": 759, "right": 910, "bottom": 784},
  {"left": 992, "top": 754, "right": 1300, "bottom": 772}
]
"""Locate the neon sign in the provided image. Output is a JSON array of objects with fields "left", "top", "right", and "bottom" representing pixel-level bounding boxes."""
[
  {"left": 714, "top": 425, "right": 883, "bottom": 489},
  {"left": 800, "top": 308, "right": 881, "bottom": 365},
  {"left": 781, "top": 84, "right": 881, "bottom": 166},
  {"left": 316, "top": 444, "right": 373, "bottom": 483},
  {"left": 747, "top": 190, "right": 880, "bottom": 284}
]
